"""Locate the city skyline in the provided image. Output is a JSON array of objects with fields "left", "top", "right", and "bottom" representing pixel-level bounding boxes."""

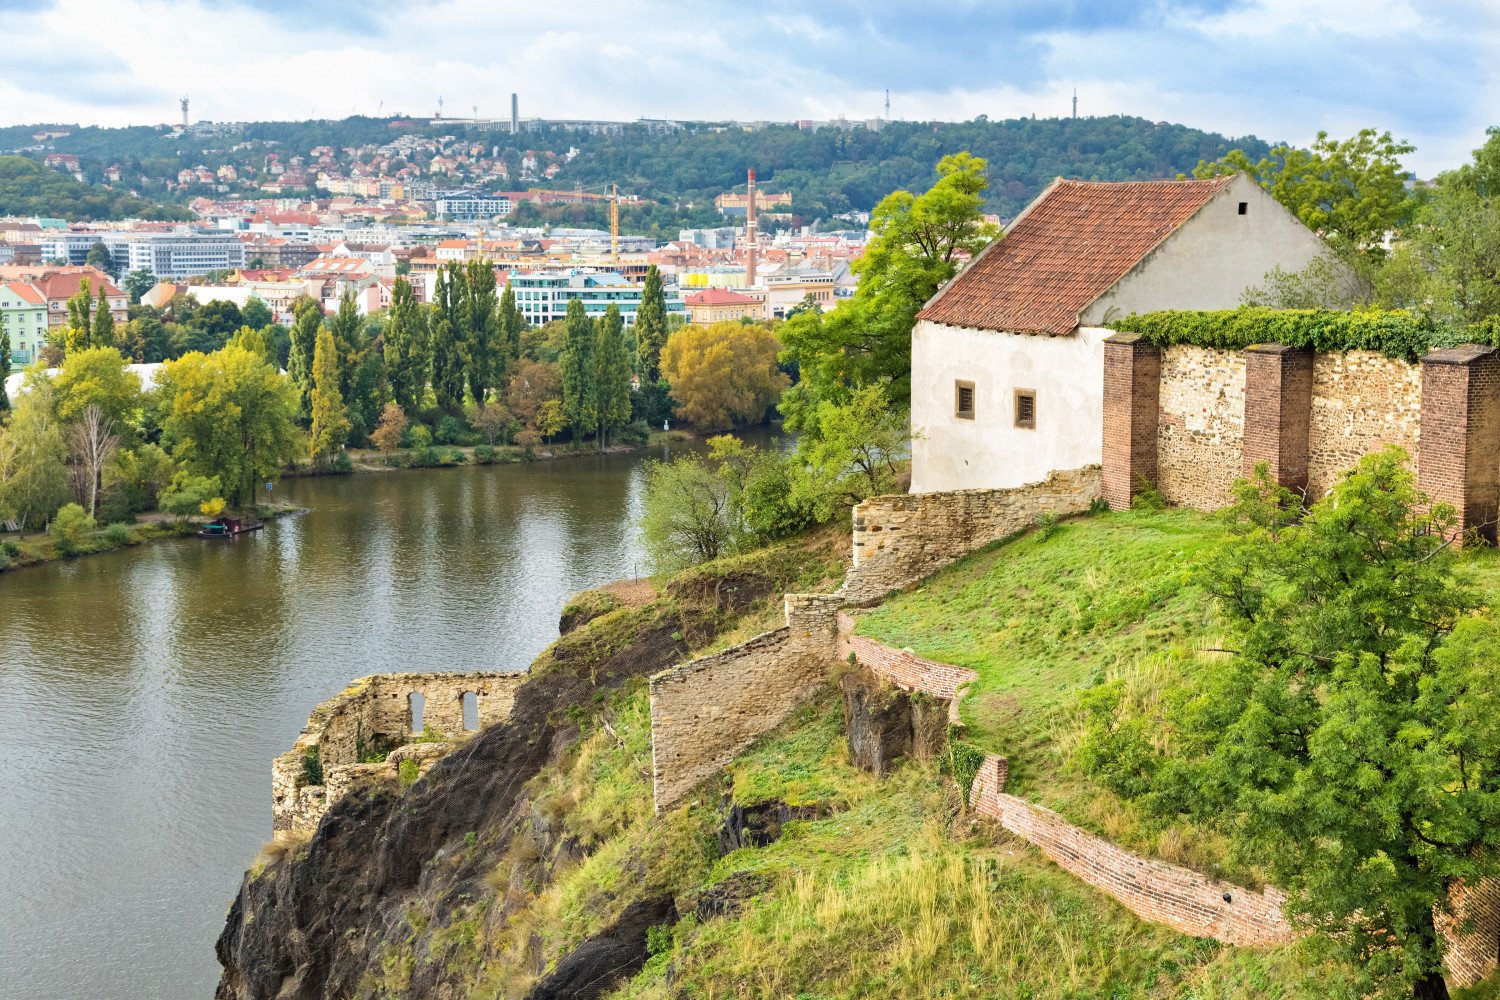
[{"left": 0, "top": 0, "right": 1492, "bottom": 177}]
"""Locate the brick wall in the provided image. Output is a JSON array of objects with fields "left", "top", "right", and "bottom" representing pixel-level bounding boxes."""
[
  {"left": 649, "top": 594, "right": 841, "bottom": 811},
  {"left": 1242, "top": 344, "right": 1313, "bottom": 495},
  {"left": 1307, "top": 350, "right": 1421, "bottom": 499},
  {"left": 1440, "top": 877, "right": 1500, "bottom": 987},
  {"left": 843, "top": 466, "right": 1100, "bottom": 606},
  {"left": 967, "top": 752, "right": 1297, "bottom": 948},
  {"left": 271, "top": 670, "right": 526, "bottom": 839},
  {"left": 1157, "top": 345, "right": 1246, "bottom": 510},
  {"left": 1418, "top": 346, "right": 1500, "bottom": 543},
  {"left": 835, "top": 611, "right": 976, "bottom": 704},
  {"left": 1102, "top": 333, "right": 1161, "bottom": 510}
]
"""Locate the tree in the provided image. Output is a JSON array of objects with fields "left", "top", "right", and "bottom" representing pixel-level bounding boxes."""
[
  {"left": 639, "top": 454, "right": 737, "bottom": 571},
  {"left": 158, "top": 471, "right": 223, "bottom": 516},
  {"left": 1195, "top": 129, "right": 1416, "bottom": 248},
  {"left": 1080, "top": 450, "right": 1496, "bottom": 1000},
  {"left": 64, "top": 279, "right": 94, "bottom": 354},
  {"left": 471, "top": 402, "right": 514, "bottom": 446},
  {"left": 287, "top": 297, "right": 322, "bottom": 420},
  {"left": 798, "top": 381, "right": 908, "bottom": 507},
  {"left": 462, "top": 258, "right": 499, "bottom": 404},
  {"left": 91, "top": 291, "right": 115, "bottom": 349},
  {"left": 155, "top": 346, "right": 301, "bottom": 506},
  {"left": 1372, "top": 186, "right": 1500, "bottom": 328},
  {"left": 48, "top": 502, "right": 95, "bottom": 554},
  {"left": 189, "top": 299, "right": 243, "bottom": 352},
  {"left": 0, "top": 381, "right": 69, "bottom": 535},
  {"left": 505, "top": 358, "right": 563, "bottom": 439},
  {"left": 123, "top": 269, "right": 155, "bottom": 305},
  {"left": 660, "top": 322, "right": 789, "bottom": 431},
  {"left": 0, "top": 318, "right": 9, "bottom": 412},
  {"left": 384, "top": 277, "right": 428, "bottom": 416},
  {"left": 559, "top": 297, "right": 597, "bottom": 441},
  {"left": 779, "top": 152, "right": 997, "bottom": 425},
  {"left": 635, "top": 264, "right": 668, "bottom": 380},
  {"left": 68, "top": 404, "right": 120, "bottom": 518},
  {"left": 240, "top": 296, "right": 273, "bottom": 331},
  {"left": 497, "top": 283, "right": 523, "bottom": 365},
  {"left": 370, "top": 403, "right": 406, "bottom": 452},
  {"left": 53, "top": 346, "right": 142, "bottom": 428},
  {"left": 431, "top": 266, "right": 466, "bottom": 411},
  {"left": 85, "top": 241, "right": 119, "bottom": 281},
  {"left": 593, "top": 303, "right": 631, "bottom": 448},
  {"left": 308, "top": 326, "right": 349, "bottom": 466}
]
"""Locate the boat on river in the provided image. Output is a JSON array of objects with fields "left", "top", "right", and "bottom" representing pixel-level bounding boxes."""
[{"left": 197, "top": 516, "right": 263, "bottom": 539}]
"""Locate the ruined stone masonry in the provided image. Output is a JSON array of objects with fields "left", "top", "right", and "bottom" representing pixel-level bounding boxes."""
[{"left": 272, "top": 670, "right": 525, "bottom": 841}]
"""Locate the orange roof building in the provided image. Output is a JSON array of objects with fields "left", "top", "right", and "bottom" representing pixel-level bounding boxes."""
[{"left": 909, "top": 173, "right": 1332, "bottom": 495}]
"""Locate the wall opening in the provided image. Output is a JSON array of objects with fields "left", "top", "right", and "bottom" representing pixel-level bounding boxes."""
[
  {"left": 408, "top": 691, "right": 426, "bottom": 734},
  {"left": 1237, "top": 201, "right": 1248, "bottom": 215},
  {"left": 954, "top": 379, "right": 975, "bottom": 420},
  {"left": 1014, "top": 388, "right": 1036, "bottom": 429},
  {"left": 461, "top": 691, "right": 479, "bottom": 732}
]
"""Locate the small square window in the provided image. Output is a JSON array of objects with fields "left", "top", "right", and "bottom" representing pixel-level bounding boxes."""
[
  {"left": 1014, "top": 388, "right": 1036, "bottom": 429},
  {"left": 954, "top": 380, "right": 975, "bottom": 420},
  {"left": 1237, "top": 201, "right": 1248, "bottom": 215}
]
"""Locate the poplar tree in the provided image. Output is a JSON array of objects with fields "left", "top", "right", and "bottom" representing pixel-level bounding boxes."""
[
  {"left": 327, "top": 288, "right": 364, "bottom": 405},
  {"left": 0, "top": 323, "right": 10, "bottom": 411},
  {"left": 497, "top": 284, "right": 523, "bottom": 365},
  {"left": 307, "top": 326, "right": 349, "bottom": 466},
  {"left": 64, "top": 279, "right": 93, "bottom": 355},
  {"left": 288, "top": 297, "right": 322, "bottom": 420},
  {"left": 431, "top": 265, "right": 466, "bottom": 411},
  {"left": 560, "top": 297, "right": 597, "bottom": 443},
  {"left": 594, "top": 303, "right": 631, "bottom": 448},
  {"left": 635, "top": 264, "right": 667, "bottom": 380},
  {"left": 91, "top": 292, "right": 115, "bottom": 349},
  {"left": 383, "top": 277, "right": 428, "bottom": 416},
  {"left": 463, "top": 259, "right": 498, "bottom": 404}
]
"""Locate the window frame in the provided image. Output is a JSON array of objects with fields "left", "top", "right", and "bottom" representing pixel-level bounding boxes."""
[
  {"left": 954, "top": 379, "right": 976, "bottom": 420},
  {"left": 1013, "top": 388, "right": 1037, "bottom": 430}
]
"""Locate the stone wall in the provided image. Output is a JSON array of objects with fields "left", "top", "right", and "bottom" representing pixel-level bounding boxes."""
[
  {"left": 835, "top": 611, "right": 976, "bottom": 704},
  {"left": 843, "top": 466, "right": 1101, "bottom": 605},
  {"left": 1440, "top": 876, "right": 1500, "bottom": 987},
  {"left": 649, "top": 594, "right": 841, "bottom": 811},
  {"left": 967, "top": 752, "right": 1297, "bottom": 948},
  {"left": 271, "top": 670, "right": 526, "bottom": 840},
  {"left": 1156, "top": 345, "right": 1246, "bottom": 510},
  {"left": 1306, "top": 350, "right": 1421, "bottom": 499}
]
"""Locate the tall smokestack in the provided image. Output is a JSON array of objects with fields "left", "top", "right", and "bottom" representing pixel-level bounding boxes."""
[
  {"left": 511, "top": 93, "right": 519, "bottom": 134},
  {"left": 746, "top": 168, "right": 757, "bottom": 287}
]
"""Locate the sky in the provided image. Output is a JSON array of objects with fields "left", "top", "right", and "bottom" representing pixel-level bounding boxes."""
[{"left": 0, "top": 0, "right": 1492, "bottom": 176}]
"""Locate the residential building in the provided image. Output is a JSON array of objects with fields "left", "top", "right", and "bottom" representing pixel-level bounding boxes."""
[
  {"left": 22, "top": 268, "right": 129, "bottom": 330},
  {"left": 685, "top": 287, "right": 762, "bottom": 324},
  {"left": 125, "top": 231, "right": 246, "bottom": 278},
  {"left": 508, "top": 269, "right": 686, "bottom": 327},
  {"left": 909, "top": 175, "right": 1330, "bottom": 495},
  {"left": 433, "top": 192, "right": 513, "bottom": 220},
  {"left": 0, "top": 281, "right": 49, "bottom": 364}
]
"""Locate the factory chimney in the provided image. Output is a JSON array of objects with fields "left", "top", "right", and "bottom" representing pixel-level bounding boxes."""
[
  {"left": 510, "top": 93, "right": 519, "bottom": 134},
  {"left": 745, "top": 168, "right": 758, "bottom": 287}
]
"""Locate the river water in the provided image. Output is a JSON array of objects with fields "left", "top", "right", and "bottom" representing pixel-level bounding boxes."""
[{"left": 0, "top": 447, "right": 680, "bottom": 1000}]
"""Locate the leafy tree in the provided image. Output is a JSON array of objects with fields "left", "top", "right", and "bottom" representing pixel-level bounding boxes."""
[
  {"left": 123, "top": 269, "right": 155, "bottom": 305},
  {"left": 660, "top": 322, "right": 789, "bottom": 431},
  {"left": 85, "top": 241, "right": 119, "bottom": 281},
  {"left": 64, "top": 278, "right": 94, "bottom": 354},
  {"left": 48, "top": 501, "right": 95, "bottom": 553},
  {"left": 1195, "top": 129, "right": 1416, "bottom": 248},
  {"left": 188, "top": 299, "right": 242, "bottom": 353},
  {"left": 559, "top": 297, "right": 597, "bottom": 441},
  {"left": 635, "top": 264, "right": 668, "bottom": 379},
  {"left": 797, "top": 381, "right": 908, "bottom": 508},
  {"left": 370, "top": 403, "right": 406, "bottom": 452},
  {"left": 430, "top": 266, "right": 466, "bottom": 411},
  {"left": 158, "top": 470, "right": 223, "bottom": 517},
  {"left": 1373, "top": 186, "right": 1500, "bottom": 328},
  {"left": 155, "top": 346, "right": 300, "bottom": 506},
  {"left": 308, "top": 326, "right": 349, "bottom": 466},
  {"left": 639, "top": 453, "right": 736, "bottom": 571},
  {"left": 471, "top": 402, "right": 515, "bottom": 446},
  {"left": 1079, "top": 450, "right": 1497, "bottom": 1000},
  {"left": 505, "top": 358, "right": 563, "bottom": 440},
  {"left": 1441, "top": 127, "right": 1500, "bottom": 197},
  {"left": 497, "top": 283, "right": 523, "bottom": 365},
  {"left": 240, "top": 296, "right": 273, "bottom": 330},
  {"left": 0, "top": 381, "right": 69, "bottom": 535},
  {"left": 593, "top": 303, "right": 631, "bottom": 447},
  {"left": 779, "top": 151, "right": 997, "bottom": 425},
  {"left": 462, "top": 259, "right": 499, "bottom": 404},
  {"left": 230, "top": 326, "right": 276, "bottom": 367},
  {"left": 0, "top": 320, "right": 9, "bottom": 411},
  {"left": 384, "top": 276, "right": 428, "bottom": 416},
  {"left": 287, "top": 297, "right": 322, "bottom": 419},
  {"left": 53, "top": 345, "right": 142, "bottom": 427},
  {"left": 91, "top": 291, "right": 115, "bottom": 349}
]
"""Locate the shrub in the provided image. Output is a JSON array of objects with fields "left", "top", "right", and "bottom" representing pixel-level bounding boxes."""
[
  {"left": 330, "top": 451, "right": 354, "bottom": 474},
  {"left": 49, "top": 503, "right": 96, "bottom": 554},
  {"left": 398, "top": 758, "right": 420, "bottom": 788},
  {"left": 618, "top": 419, "right": 651, "bottom": 447},
  {"left": 371, "top": 403, "right": 407, "bottom": 452},
  {"left": 159, "top": 472, "right": 223, "bottom": 517},
  {"left": 1107, "top": 307, "right": 1440, "bottom": 363},
  {"left": 302, "top": 745, "right": 323, "bottom": 786},
  {"left": 434, "top": 414, "right": 468, "bottom": 446},
  {"left": 104, "top": 522, "right": 131, "bottom": 546},
  {"left": 406, "top": 424, "right": 433, "bottom": 450},
  {"left": 472, "top": 444, "right": 498, "bottom": 464}
]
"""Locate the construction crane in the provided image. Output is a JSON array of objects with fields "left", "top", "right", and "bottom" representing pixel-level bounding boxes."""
[{"left": 610, "top": 183, "right": 619, "bottom": 263}]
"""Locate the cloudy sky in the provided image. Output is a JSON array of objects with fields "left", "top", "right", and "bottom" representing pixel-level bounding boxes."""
[{"left": 0, "top": 0, "right": 1492, "bottom": 175}]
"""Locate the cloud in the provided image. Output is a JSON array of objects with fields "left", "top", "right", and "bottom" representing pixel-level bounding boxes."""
[{"left": 0, "top": 0, "right": 1491, "bottom": 176}]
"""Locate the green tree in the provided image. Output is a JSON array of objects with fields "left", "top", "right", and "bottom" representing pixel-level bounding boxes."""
[
  {"left": 155, "top": 346, "right": 301, "bottom": 506},
  {"left": 593, "top": 303, "right": 631, "bottom": 447},
  {"left": 240, "top": 296, "right": 273, "bottom": 330},
  {"left": 1195, "top": 129, "right": 1416, "bottom": 248},
  {"left": 48, "top": 501, "right": 95, "bottom": 553},
  {"left": 91, "top": 291, "right": 115, "bottom": 349},
  {"left": 0, "top": 381, "right": 69, "bottom": 535},
  {"left": 384, "top": 277, "right": 429, "bottom": 416},
  {"left": 287, "top": 297, "right": 322, "bottom": 420},
  {"left": 0, "top": 319, "right": 10, "bottom": 411},
  {"left": 53, "top": 346, "right": 142, "bottom": 427},
  {"left": 188, "top": 299, "right": 243, "bottom": 352},
  {"left": 85, "top": 241, "right": 119, "bottom": 281},
  {"left": 779, "top": 152, "right": 997, "bottom": 427},
  {"left": 660, "top": 321, "right": 789, "bottom": 431},
  {"left": 497, "top": 283, "right": 523, "bottom": 365},
  {"left": 635, "top": 264, "right": 668, "bottom": 380},
  {"left": 123, "top": 268, "right": 155, "bottom": 305},
  {"left": 430, "top": 266, "right": 466, "bottom": 411},
  {"left": 64, "top": 278, "right": 94, "bottom": 354},
  {"left": 797, "top": 381, "right": 908, "bottom": 509},
  {"left": 308, "top": 326, "right": 349, "bottom": 466},
  {"left": 1080, "top": 450, "right": 1495, "bottom": 1000},
  {"left": 462, "top": 259, "right": 499, "bottom": 404},
  {"left": 559, "top": 297, "right": 597, "bottom": 442},
  {"left": 639, "top": 453, "right": 737, "bottom": 571}
]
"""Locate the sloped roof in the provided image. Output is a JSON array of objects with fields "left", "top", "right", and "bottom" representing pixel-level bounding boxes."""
[
  {"left": 918, "top": 177, "right": 1233, "bottom": 336},
  {"left": 686, "top": 288, "right": 760, "bottom": 306}
]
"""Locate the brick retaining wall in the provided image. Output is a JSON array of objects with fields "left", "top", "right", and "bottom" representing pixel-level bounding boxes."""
[{"left": 836, "top": 611, "right": 976, "bottom": 707}]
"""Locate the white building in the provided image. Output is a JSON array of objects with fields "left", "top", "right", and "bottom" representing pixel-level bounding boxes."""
[
  {"left": 910, "top": 174, "right": 1330, "bottom": 494},
  {"left": 509, "top": 269, "right": 686, "bottom": 327},
  {"left": 125, "top": 231, "right": 246, "bottom": 278},
  {"left": 433, "top": 192, "right": 513, "bottom": 221}
]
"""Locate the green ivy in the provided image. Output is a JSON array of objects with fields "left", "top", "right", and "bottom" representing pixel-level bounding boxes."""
[
  {"left": 945, "top": 739, "right": 988, "bottom": 806},
  {"left": 302, "top": 745, "right": 323, "bottom": 787},
  {"left": 1104, "top": 307, "right": 1490, "bottom": 363}
]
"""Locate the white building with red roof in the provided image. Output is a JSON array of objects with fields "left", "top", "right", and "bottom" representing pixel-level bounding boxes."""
[{"left": 911, "top": 173, "right": 1330, "bottom": 494}]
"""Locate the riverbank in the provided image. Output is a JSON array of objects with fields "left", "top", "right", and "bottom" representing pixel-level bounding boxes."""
[{"left": 0, "top": 499, "right": 304, "bottom": 576}]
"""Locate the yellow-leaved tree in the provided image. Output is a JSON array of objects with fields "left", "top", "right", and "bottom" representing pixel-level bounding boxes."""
[{"left": 660, "top": 322, "right": 788, "bottom": 432}]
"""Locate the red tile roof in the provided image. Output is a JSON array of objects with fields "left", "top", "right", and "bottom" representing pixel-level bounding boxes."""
[
  {"left": 686, "top": 288, "right": 760, "bottom": 306},
  {"left": 32, "top": 267, "right": 124, "bottom": 301},
  {"left": 918, "top": 177, "right": 1233, "bottom": 336}
]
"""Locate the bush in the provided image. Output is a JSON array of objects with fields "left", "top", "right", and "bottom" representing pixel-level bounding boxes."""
[
  {"left": 302, "top": 745, "right": 323, "bottom": 786},
  {"left": 398, "top": 758, "right": 420, "bottom": 788},
  {"left": 406, "top": 424, "right": 433, "bottom": 449},
  {"left": 49, "top": 503, "right": 96, "bottom": 554},
  {"left": 472, "top": 444, "right": 498, "bottom": 464},
  {"left": 104, "top": 522, "right": 131, "bottom": 546},
  {"left": 618, "top": 419, "right": 651, "bottom": 447},
  {"left": 434, "top": 414, "right": 468, "bottom": 446},
  {"left": 159, "top": 472, "right": 223, "bottom": 517},
  {"left": 330, "top": 451, "right": 354, "bottom": 474},
  {"left": 1107, "top": 307, "right": 1440, "bottom": 363}
]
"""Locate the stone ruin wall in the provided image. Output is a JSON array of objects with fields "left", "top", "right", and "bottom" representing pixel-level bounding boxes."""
[
  {"left": 272, "top": 670, "right": 525, "bottom": 840},
  {"left": 835, "top": 611, "right": 976, "bottom": 704},
  {"left": 842, "top": 466, "right": 1101, "bottom": 605},
  {"left": 1306, "top": 350, "right": 1421, "bottom": 499},
  {"left": 1156, "top": 345, "right": 1246, "bottom": 510}
]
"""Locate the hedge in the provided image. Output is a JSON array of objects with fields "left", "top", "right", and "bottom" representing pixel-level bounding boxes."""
[{"left": 1105, "top": 307, "right": 1500, "bottom": 364}]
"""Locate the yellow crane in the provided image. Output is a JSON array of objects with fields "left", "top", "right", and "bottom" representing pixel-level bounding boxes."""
[{"left": 610, "top": 183, "right": 619, "bottom": 263}]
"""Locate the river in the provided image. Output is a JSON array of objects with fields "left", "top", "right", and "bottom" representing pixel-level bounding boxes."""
[{"left": 0, "top": 445, "right": 688, "bottom": 1000}]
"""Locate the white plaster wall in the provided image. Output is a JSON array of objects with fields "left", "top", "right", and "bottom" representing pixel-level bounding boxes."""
[
  {"left": 910, "top": 321, "right": 1108, "bottom": 493},
  {"left": 1081, "top": 174, "right": 1329, "bottom": 325}
]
